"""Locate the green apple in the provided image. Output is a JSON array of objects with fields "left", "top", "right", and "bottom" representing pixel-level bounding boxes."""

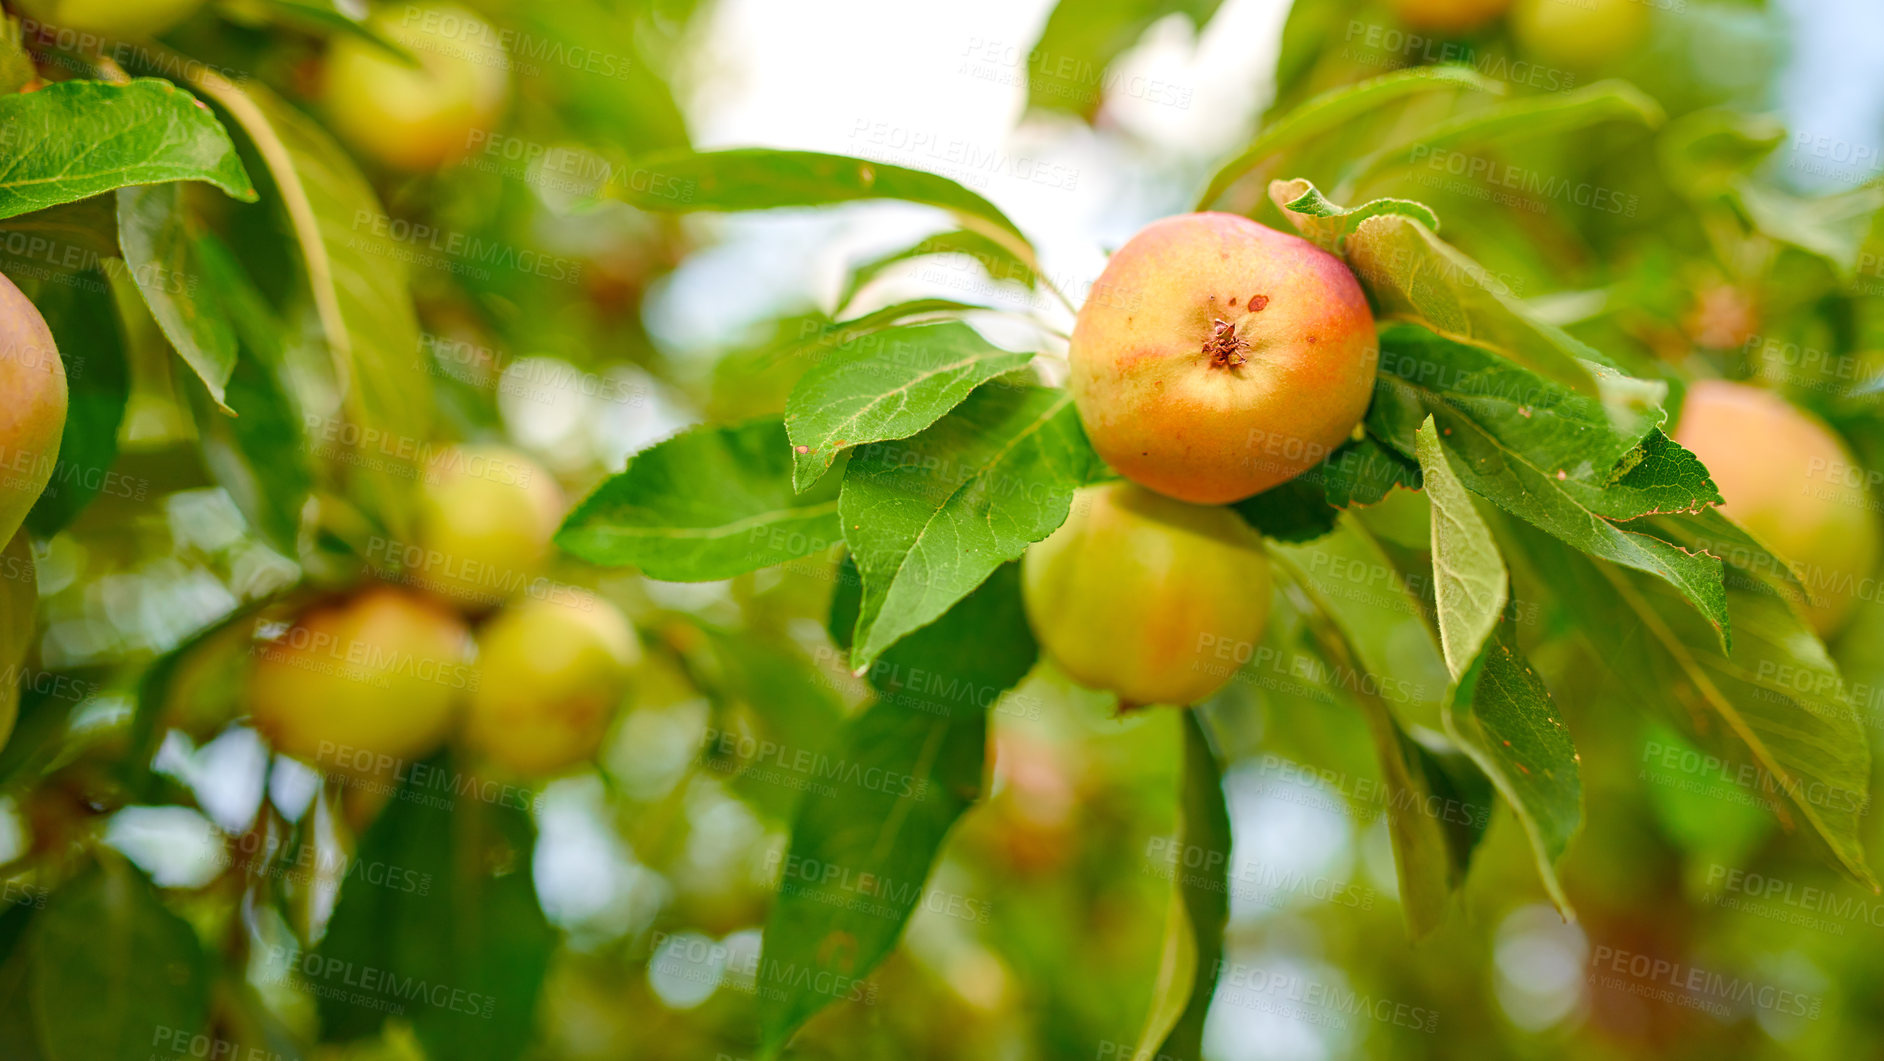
[
  {"left": 413, "top": 444, "right": 565, "bottom": 611},
  {"left": 15, "top": 0, "right": 205, "bottom": 37},
  {"left": 462, "top": 590, "right": 640, "bottom": 776},
  {"left": 323, "top": 2, "right": 510, "bottom": 171},
  {"left": 248, "top": 586, "right": 472, "bottom": 777},
  {"left": 1022, "top": 481, "right": 1272, "bottom": 706}
]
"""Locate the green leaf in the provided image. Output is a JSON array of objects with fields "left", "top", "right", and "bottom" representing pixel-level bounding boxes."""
[
  {"left": 1419, "top": 385, "right": 1728, "bottom": 647},
  {"left": 1275, "top": 565, "right": 1461, "bottom": 937},
  {"left": 29, "top": 859, "right": 210, "bottom": 1061},
  {"left": 185, "top": 234, "right": 312, "bottom": 554},
  {"left": 558, "top": 420, "right": 842, "bottom": 581},
  {"left": 0, "top": 528, "right": 34, "bottom": 749},
  {"left": 1319, "top": 434, "right": 1423, "bottom": 507},
  {"left": 1270, "top": 179, "right": 1613, "bottom": 397},
  {"left": 125, "top": 599, "right": 274, "bottom": 796},
  {"left": 1508, "top": 525, "right": 1874, "bottom": 889},
  {"left": 313, "top": 754, "right": 554, "bottom": 1059},
  {"left": 841, "top": 384, "right": 1100, "bottom": 668},
  {"left": 1417, "top": 417, "right": 1506, "bottom": 677},
  {"left": 116, "top": 183, "right": 238, "bottom": 409},
  {"left": 785, "top": 321, "right": 1034, "bottom": 491},
  {"left": 1025, "top": 0, "right": 1226, "bottom": 118},
  {"left": 839, "top": 229, "right": 1037, "bottom": 310},
  {"left": 1152, "top": 711, "right": 1231, "bottom": 1061},
  {"left": 1232, "top": 475, "right": 1338, "bottom": 543},
  {"left": 23, "top": 271, "right": 130, "bottom": 538},
  {"left": 183, "top": 70, "right": 431, "bottom": 538},
  {"left": 758, "top": 564, "right": 1036, "bottom": 1054},
  {"left": 607, "top": 148, "right": 1036, "bottom": 271},
  {"left": 1270, "top": 521, "right": 1451, "bottom": 735},
  {"left": 1371, "top": 331, "right": 1727, "bottom": 645},
  {"left": 1199, "top": 66, "right": 1503, "bottom": 210},
  {"left": 1347, "top": 80, "right": 1665, "bottom": 189},
  {"left": 1421, "top": 419, "right": 1581, "bottom": 911},
  {"left": 1444, "top": 631, "right": 1582, "bottom": 916},
  {"left": 0, "top": 80, "right": 255, "bottom": 220},
  {"left": 1734, "top": 180, "right": 1884, "bottom": 282},
  {"left": 752, "top": 298, "right": 990, "bottom": 374}
]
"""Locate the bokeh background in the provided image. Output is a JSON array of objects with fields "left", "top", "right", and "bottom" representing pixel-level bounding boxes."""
[{"left": 8, "top": 0, "right": 1884, "bottom": 1058}]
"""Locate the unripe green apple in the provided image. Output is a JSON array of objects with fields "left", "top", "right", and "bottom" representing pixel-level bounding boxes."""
[
  {"left": 248, "top": 587, "right": 472, "bottom": 777},
  {"left": 1069, "top": 212, "right": 1378, "bottom": 505},
  {"left": 1389, "top": 0, "right": 1511, "bottom": 32},
  {"left": 1674, "top": 380, "right": 1880, "bottom": 636},
  {"left": 1511, "top": 0, "right": 1648, "bottom": 68},
  {"left": 0, "top": 273, "right": 66, "bottom": 547},
  {"left": 414, "top": 444, "right": 565, "bottom": 611},
  {"left": 462, "top": 591, "right": 640, "bottom": 776},
  {"left": 322, "top": 2, "right": 509, "bottom": 171},
  {"left": 1022, "top": 481, "right": 1272, "bottom": 706},
  {"left": 14, "top": 0, "right": 204, "bottom": 37}
]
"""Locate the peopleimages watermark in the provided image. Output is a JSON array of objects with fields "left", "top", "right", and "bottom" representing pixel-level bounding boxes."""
[
  {"left": 1340, "top": 21, "right": 1578, "bottom": 91},
  {"left": 1143, "top": 836, "right": 1377, "bottom": 912},
  {"left": 365, "top": 534, "right": 596, "bottom": 612},
  {"left": 258, "top": 944, "right": 498, "bottom": 1020},
  {"left": 394, "top": 2, "right": 636, "bottom": 81},
  {"left": 305, "top": 740, "right": 546, "bottom": 815},
  {"left": 958, "top": 36, "right": 1195, "bottom": 111},
  {"left": 848, "top": 118, "right": 1080, "bottom": 193},
  {"left": 151, "top": 1026, "right": 289, "bottom": 1061},
  {"left": 1703, "top": 863, "right": 1884, "bottom": 936},
  {"left": 459, "top": 130, "right": 697, "bottom": 203},
  {"left": 1586, "top": 944, "right": 1823, "bottom": 1020},
  {"left": 209, "top": 823, "right": 434, "bottom": 896},
  {"left": 763, "top": 848, "right": 993, "bottom": 926},
  {"left": 1213, "top": 960, "right": 1440, "bottom": 1033},
  {"left": 699, "top": 727, "right": 927, "bottom": 801},
  {"left": 348, "top": 209, "right": 583, "bottom": 285},
  {"left": 420, "top": 332, "right": 649, "bottom": 406},
  {"left": 1253, "top": 755, "right": 1492, "bottom": 830},
  {"left": 648, "top": 930, "right": 879, "bottom": 1007},
  {"left": 1406, "top": 146, "right": 1640, "bottom": 218},
  {"left": 1638, "top": 739, "right": 1867, "bottom": 817}
]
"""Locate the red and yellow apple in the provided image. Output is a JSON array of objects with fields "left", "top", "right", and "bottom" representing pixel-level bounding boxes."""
[
  {"left": 1674, "top": 380, "right": 1880, "bottom": 635},
  {"left": 0, "top": 273, "right": 66, "bottom": 547},
  {"left": 1022, "top": 481, "right": 1272, "bottom": 706},
  {"left": 1069, "top": 212, "right": 1378, "bottom": 505}
]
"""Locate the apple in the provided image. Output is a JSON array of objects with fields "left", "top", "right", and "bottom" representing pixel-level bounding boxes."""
[
  {"left": 0, "top": 274, "right": 66, "bottom": 547},
  {"left": 322, "top": 2, "right": 509, "bottom": 171},
  {"left": 413, "top": 444, "right": 565, "bottom": 611},
  {"left": 1389, "top": 0, "right": 1512, "bottom": 32},
  {"left": 248, "top": 586, "right": 472, "bottom": 777},
  {"left": 1069, "top": 212, "right": 1378, "bottom": 505},
  {"left": 1511, "top": 0, "right": 1649, "bottom": 68},
  {"left": 1022, "top": 481, "right": 1272, "bottom": 707},
  {"left": 14, "top": 0, "right": 204, "bottom": 37},
  {"left": 1674, "top": 380, "right": 1880, "bottom": 636},
  {"left": 461, "top": 590, "right": 640, "bottom": 776}
]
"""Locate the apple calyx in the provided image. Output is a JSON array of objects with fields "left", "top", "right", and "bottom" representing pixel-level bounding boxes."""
[{"left": 1204, "top": 317, "right": 1248, "bottom": 368}]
